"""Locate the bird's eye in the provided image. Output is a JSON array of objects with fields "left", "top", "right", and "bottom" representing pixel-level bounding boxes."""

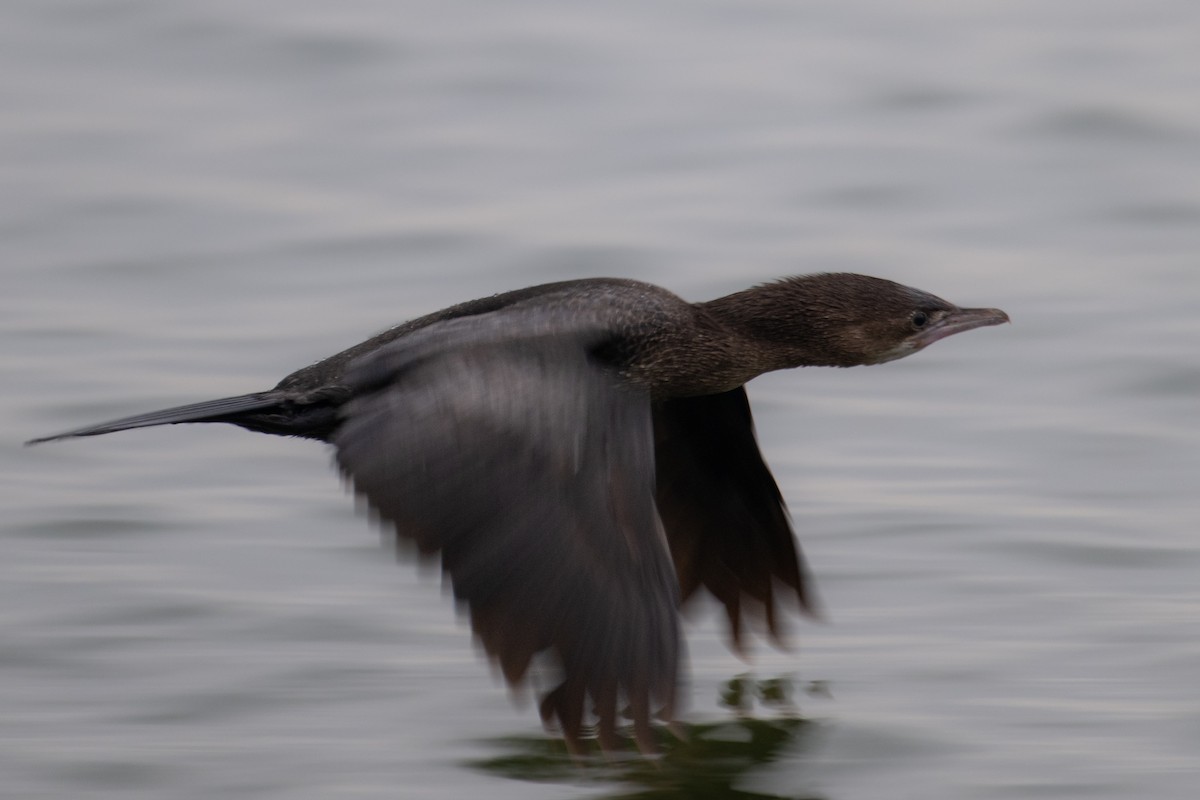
[{"left": 911, "top": 311, "right": 929, "bottom": 328}]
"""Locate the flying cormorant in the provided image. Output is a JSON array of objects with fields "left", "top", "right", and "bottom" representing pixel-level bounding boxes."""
[{"left": 29, "top": 273, "right": 1008, "bottom": 752}]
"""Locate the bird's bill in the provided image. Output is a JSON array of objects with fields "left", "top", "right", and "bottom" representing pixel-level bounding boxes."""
[{"left": 916, "top": 306, "right": 1010, "bottom": 348}]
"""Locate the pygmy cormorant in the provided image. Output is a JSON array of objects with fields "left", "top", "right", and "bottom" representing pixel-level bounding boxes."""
[{"left": 29, "top": 273, "right": 1008, "bottom": 752}]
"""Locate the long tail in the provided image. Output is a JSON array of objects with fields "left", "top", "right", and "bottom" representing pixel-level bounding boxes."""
[{"left": 26, "top": 392, "right": 287, "bottom": 445}]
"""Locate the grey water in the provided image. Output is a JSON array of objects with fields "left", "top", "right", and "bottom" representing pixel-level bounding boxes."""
[{"left": 3, "top": 1, "right": 1199, "bottom": 798}]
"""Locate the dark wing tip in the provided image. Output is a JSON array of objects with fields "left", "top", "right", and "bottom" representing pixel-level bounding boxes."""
[{"left": 655, "top": 389, "right": 819, "bottom": 653}]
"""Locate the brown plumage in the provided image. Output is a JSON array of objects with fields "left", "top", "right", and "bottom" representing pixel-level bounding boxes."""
[{"left": 28, "top": 273, "right": 1008, "bottom": 752}]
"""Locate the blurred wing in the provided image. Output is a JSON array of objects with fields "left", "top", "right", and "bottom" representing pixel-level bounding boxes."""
[
  {"left": 334, "top": 319, "right": 680, "bottom": 751},
  {"left": 653, "top": 388, "right": 818, "bottom": 651}
]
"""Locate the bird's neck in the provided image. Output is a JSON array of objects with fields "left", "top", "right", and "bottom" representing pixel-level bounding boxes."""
[{"left": 698, "top": 281, "right": 848, "bottom": 374}]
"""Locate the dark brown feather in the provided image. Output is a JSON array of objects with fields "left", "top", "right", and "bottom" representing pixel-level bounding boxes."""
[{"left": 654, "top": 388, "right": 817, "bottom": 650}]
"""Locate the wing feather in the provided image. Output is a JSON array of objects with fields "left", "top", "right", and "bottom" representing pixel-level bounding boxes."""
[
  {"left": 653, "top": 388, "right": 818, "bottom": 651},
  {"left": 334, "top": 318, "right": 680, "bottom": 750}
]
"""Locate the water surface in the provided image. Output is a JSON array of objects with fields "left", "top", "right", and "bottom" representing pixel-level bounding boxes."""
[{"left": 3, "top": 2, "right": 1198, "bottom": 798}]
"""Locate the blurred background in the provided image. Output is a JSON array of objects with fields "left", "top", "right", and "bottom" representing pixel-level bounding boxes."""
[{"left": 3, "top": 1, "right": 1198, "bottom": 798}]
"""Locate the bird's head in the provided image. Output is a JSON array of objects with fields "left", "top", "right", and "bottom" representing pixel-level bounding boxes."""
[{"left": 705, "top": 273, "right": 1009, "bottom": 370}]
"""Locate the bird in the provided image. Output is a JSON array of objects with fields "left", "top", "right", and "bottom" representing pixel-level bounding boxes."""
[{"left": 28, "top": 273, "right": 1008, "bottom": 753}]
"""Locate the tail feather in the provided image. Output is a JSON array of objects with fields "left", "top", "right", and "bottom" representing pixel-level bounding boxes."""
[{"left": 26, "top": 392, "right": 283, "bottom": 445}]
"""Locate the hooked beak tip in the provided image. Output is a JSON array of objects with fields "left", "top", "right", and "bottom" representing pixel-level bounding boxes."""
[
  {"left": 913, "top": 305, "right": 1010, "bottom": 350},
  {"left": 953, "top": 306, "right": 1010, "bottom": 329}
]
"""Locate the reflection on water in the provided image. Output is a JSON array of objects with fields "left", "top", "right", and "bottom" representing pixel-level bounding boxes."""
[{"left": 472, "top": 677, "right": 821, "bottom": 800}]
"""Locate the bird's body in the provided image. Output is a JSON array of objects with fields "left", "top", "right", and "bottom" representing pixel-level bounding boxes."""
[{"left": 30, "top": 273, "right": 1008, "bottom": 752}]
